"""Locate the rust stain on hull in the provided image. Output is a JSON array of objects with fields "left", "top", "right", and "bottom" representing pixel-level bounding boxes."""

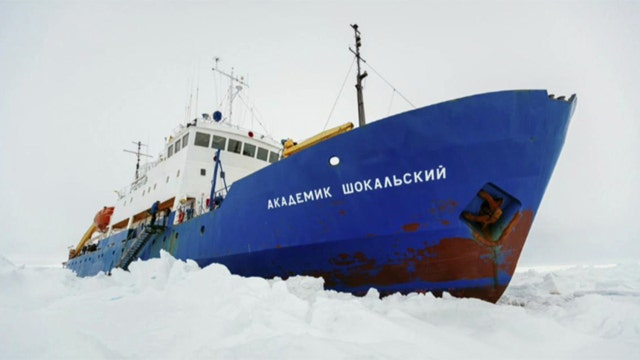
[
  {"left": 402, "top": 223, "right": 421, "bottom": 232},
  {"left": 319, "top": 210, "right": 534, "bottom": 303}
]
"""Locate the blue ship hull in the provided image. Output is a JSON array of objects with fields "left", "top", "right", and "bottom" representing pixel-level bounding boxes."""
[{"left": 66, "top": 90, "right": 576, "bottom": 303}]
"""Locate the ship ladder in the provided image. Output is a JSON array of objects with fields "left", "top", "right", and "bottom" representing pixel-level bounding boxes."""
[{"left": 116, "top": 225, "right": 165, "bottom": 271}]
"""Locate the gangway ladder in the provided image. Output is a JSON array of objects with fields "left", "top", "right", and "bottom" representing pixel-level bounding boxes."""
[{"left": 116, "top": 225, "right": 165, "bottom": 271}]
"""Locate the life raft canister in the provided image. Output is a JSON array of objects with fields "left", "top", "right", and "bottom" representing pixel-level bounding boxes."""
[{"left": 94, "top": 206, "right": 115, "bottom": 232}]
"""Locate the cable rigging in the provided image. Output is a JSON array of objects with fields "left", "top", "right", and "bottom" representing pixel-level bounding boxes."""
[
  {"left": 362, "top": 60, "right": 417, "bottom": 110},
  {"left": 323, "top": 56, "right": 356, "bottom": 131},
  {"left": 325, "top": 24, "right": 416, "bottom": 131}
]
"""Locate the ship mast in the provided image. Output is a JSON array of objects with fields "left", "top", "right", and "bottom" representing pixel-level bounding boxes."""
[
  {"left": 212, "top": 59, "right": 249, "bottom": 124},
  {"left": 123, "top": 141, "right": 151, "bottom": 180},
  {"left": 350, "top": 24, "right": 368, "bottom": 127}
]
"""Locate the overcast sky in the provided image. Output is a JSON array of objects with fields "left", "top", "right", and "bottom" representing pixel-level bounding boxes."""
[{"left": 1, "top": 0, "right": 638, "bottom": 266}]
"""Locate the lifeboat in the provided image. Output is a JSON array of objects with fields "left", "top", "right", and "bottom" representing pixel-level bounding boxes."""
[{"left": 93, "top": 206, "right": 115, "bottom": 232}]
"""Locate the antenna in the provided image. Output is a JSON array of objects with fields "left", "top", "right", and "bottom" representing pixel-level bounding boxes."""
[
  {"left": 123, "top": 141, "right": 152, "bottom": 180},
  {"left": 212, "top": 59, "right": 249, "bottom": 124},
  {"left": 195, "top": 61, "right": 200, "bottom": 120},
  {"left": 214, "top": 57, "right": 220, "bottom": 107},
  {"left": 350, "top": 23, "right": 368, "bottom": 127},
  {"left": 185, "top": 70, "right": 195, "bottom": 123}
]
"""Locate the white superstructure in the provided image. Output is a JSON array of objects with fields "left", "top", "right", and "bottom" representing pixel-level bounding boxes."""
[{"left": 109, "top": 115, "right": 282, "bottom": 232}]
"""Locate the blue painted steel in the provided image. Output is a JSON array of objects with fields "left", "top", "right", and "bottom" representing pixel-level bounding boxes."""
[
  {"left": 210, "top": 149, "right": 221, "bottom": 211},
  {"left": 66, "top": 90, "right": 576, "bottom": 301}
]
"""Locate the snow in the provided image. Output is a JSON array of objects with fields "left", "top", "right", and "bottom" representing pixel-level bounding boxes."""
[{"left": 1, "top": 252, "right": 638, "bottom": 359}]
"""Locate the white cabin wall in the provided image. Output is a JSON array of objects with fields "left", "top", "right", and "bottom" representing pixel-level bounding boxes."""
[
  {"left": 108, "top": 121, "right": 282, "bottom": 229},
  {"left": 176, "top": 139, "right": 273, "bottom": 210},
  {"left": 111, "top": 148, "right": 187, "bottom": 226}
]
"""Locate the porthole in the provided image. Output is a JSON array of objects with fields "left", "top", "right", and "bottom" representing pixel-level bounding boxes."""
[
  {"left": 176, "top": 170, "right": 180, "bottom": 178},
  {"left": 329, "top": 156, "right": 340, "bottom": 166},
  {"left": 200, "top": 225, "right": 205, "bottom": 235},
  {"left": 200, "top": 168, "right": 206, "bottom": 176},
  {"left": 166, "top": 176, "right": 170, "bottom": 183}
]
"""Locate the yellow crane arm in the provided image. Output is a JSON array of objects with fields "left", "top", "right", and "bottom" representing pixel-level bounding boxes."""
[
  {"left": 69, "top": 224, "right": 97, "bottom": 259},
  {"left": 283, "top": 122, "right": 354, "bottom": 157}
]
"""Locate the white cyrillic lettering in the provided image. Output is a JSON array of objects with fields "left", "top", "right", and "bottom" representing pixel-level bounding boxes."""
[
  {"left": 304, "top": 191, "right": 314, "bottom": 202},
  {"left": 425, "top": 169, "right": 435, "bottom": 181},
  {"left": 267, "top": 165, "right": 445, "bottom": 209},
  {"left": 393, "top": 175, "right": 403, "bottom": 186},
  {"left": 354, "top": 181, "right": 363, "bottom": 192}
]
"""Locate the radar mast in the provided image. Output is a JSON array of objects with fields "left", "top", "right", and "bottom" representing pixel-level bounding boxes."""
[
  {"left": 350, "top": 24, "right": 368, "bottom": 127},
  {"left": 212, "top": 58, "right": 249, "bottom": 125},
  {"left": 123, "top": 141, "right": 151, "bottom": 180}
]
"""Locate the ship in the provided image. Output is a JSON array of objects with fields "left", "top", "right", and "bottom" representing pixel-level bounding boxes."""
[{"left": 64, "top": 25, "right": 576, "bottom": 303}]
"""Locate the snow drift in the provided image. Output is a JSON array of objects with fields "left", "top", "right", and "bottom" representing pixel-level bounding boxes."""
[{"left": 1, "top": 252, "right": 638, "bottom": 359}]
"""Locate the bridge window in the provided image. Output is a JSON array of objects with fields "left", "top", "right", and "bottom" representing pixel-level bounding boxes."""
[
  {"left": 269, "top": 151, "right": 279, "bottom": 163},
  {"left": 182, "top": 133, "right": 189, "bottom": 148},
  {"left": 175, "top": 138, "right": 181, "bottom": 153},
  {"left": 195, "top": 132, "right": 210, "bottom": 147},
  {"left": 228, "top": 139, "right": 242, "bottom": 154},
  {"left": 167, "top": 144, "right": 174, "bottom": 158},
  {"left": 212, "top": 135, "right": 226, "bottom": 150},
  {"left": 257, "top": 147, "right": 269, "bottom": 161},
  {"left": 243, "top": 143, "right": 256, "bottom": 158}
]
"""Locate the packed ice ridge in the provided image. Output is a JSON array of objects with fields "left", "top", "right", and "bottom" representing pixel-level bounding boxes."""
[{"left": 1, "top": 252, "right": 638, "bottom": 359}]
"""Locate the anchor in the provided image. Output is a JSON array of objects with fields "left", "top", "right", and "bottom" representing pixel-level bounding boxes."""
[{"left": 462, "top": 190, "right": 504, "bottom": 231}]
